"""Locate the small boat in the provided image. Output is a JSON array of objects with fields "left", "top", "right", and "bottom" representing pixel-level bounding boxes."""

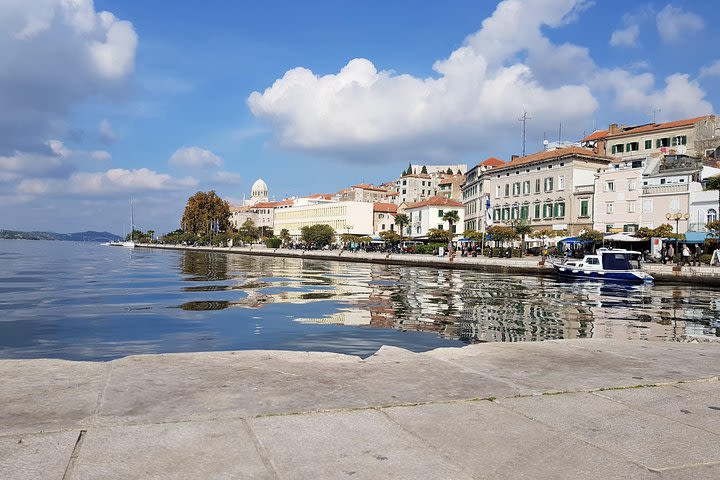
[
  {"left": 108, "top": 198, "right": 136, "bottom": 248},
  {"left": 550, "top": 248, "right": 653, "bottom": 284}
]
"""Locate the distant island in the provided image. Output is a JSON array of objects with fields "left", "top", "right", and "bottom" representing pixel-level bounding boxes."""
[{"left": 0, "top": 230, "right": 122, "bottom": 242}]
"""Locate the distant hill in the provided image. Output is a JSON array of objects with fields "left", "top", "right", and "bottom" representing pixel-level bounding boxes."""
[{"left": 0, "top": 230, "right": 122, "bottom": 242}]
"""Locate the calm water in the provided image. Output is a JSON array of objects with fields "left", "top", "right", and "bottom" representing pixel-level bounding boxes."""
[{"left": 1, "top": 240, "right": 718, "bottom": 361}]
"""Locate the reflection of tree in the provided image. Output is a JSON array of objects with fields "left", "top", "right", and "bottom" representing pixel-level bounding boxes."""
[{"left": 180, "top": 252, "right": 228, "bottom": 281}]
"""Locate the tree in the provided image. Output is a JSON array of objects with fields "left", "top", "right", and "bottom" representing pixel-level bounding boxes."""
[
  {"left": 486, "top": 225, "right": 518, "bottom": 246},
  {"left": 442, "top": 210, "right": 460, "bottom": 255},
  {"left": 404, "top": 163, "right": 413, "bottom": 176},
  {"left": 301, "top": 224, "right": 335, "bottom": 247},
  {"left": 420, "top": 165, "right": 428, "bottom": 174},
  {"left": 514, "top": 220, "right": 532, "bottom": 255},
  {"left": 446, "top": 167, "right": 453, "bottom": 174},
  {"left": 578, "top": 229, "right": 604, "bottom": 253},
  {"left": 181, "top": 191, "right": 231, "bottom": 234},
  {"left": 427, "top": 228, "right": 451, "bottom": 243},
  {"left": 637, "top": 223, "right": 678, "bottom": 239},
  {"left": 237, "top": 220, "right": 260, "bottom": 243},
  {"left": 706, "top": 220, "right": 720, "bottom": 237},
  {"left": 394, "top": 213, "right": 410, "bottom": 238},
  {"left": 379, "top": 230, "right": 401, "bottom": 243},
  {"left": 279, "top": 228, "right": 291, "bottom": 247}
]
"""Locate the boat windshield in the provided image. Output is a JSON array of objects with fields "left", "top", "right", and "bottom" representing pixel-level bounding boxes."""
[{"left": 601, "top": 252, "right": 633, "bottom": 270}]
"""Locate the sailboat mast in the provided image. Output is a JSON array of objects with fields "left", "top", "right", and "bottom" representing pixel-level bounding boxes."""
[{"left": 130, "top": 197, "right": 134, "bottom": 234}]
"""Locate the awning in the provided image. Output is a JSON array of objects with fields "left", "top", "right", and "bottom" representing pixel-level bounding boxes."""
[
  {"left": 558, "top": 237, "right": 592, "bottom": 245},
  {"left": 604, "top": 233, "right": 643, "bottom": 242},
  {"left": 685, "top": 232, "right": 709, "bottom": 243}
]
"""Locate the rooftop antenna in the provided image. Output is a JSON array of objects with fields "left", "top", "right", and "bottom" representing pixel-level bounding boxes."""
[
  {"left": 518, "top": 111, "right": 531, "bottom": 156},
  {"left": 558, "top": 122, "right": 562, "bottom": 147},
  {"left": 651, "top": 107, "right": 662, "bottom": 123}
]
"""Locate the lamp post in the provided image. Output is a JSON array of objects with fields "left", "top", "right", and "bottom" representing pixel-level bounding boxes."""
[{"left": 665, "top": 212, "right": 690, "bottom": 264}]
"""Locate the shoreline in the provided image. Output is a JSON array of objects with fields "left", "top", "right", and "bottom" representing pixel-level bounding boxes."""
[{"left": 136, "top": 243, "right": 720, "bottom": 286}]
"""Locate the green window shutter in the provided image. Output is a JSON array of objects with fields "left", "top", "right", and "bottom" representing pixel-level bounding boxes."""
[
  {"left": 681, "top": 135, "right": 687, "bottom": 145},
  {"left": 534, "top": 204, "right": 540, "bottom": 219},
  {"left": 438, "top": 209, "right": 443, "bottom": 217},
  {"left": 671, "top": 137, "right": 677, "bottom": 146},
  {"left": 656, "top": 139, "right": 661, "bottom": 148},
  {"left": 611, "top": 145, "right": 616, "bottom": 154},
  {"left": 645, "top": 140, "right": 651, "bottom": 149}
]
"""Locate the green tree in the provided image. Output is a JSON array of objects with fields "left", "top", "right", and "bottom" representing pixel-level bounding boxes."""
[
  {"left": 442, "top": 210, "right": 460, "bottom": 254},
  {"left": 514, "top": 220, "right": 533, "bottom": 256},
  {"left": 706, "top": 220, "right": 720, "bottom": 237},
  {"left": 394, "top": 213, "right": 410, "bottom": 238},
  {"left": 420, "top": 165, "right": 428, "bottom": 174},
  {"left": 301, "top": 224, "right": 335, "bottom": 247},
  {"left": 237, "top": 219, "right": 260, "bottom": 243},
  {"left": 379, "top": 230, "right": 401, "bottom": 243},
  {"left": 404, "top": 163, "right": 413, "bottom": 176},
  {"left": 446, "top": 167, "right": 453, "bottom": 174},
  {"left": 486, "top": 225, "right": 518, "bottom": 246},
  {"left": 578, "top": 229, "right": 604, "bottom": 253},
  {"left": 181, "top": 191, "right": 231, "bottom": 234},
  {"left": 427, "top": 228, "right": 451, "bottom": 243},
  {"left": 279, "top": 228, "right": 291, "bottom": 247}
]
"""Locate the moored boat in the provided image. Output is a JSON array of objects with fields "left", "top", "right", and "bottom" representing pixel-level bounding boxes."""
[{"left": 550, "top": 248, "right": 653, "bottom": 284}]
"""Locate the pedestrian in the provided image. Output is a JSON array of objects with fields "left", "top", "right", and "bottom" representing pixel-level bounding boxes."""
[
  {"left": 694, "top": 245, "right": 703, "bottom": 266},
  {"left": 660, "top": 245, "right": 667, "bottom": 264},
  {"left": 681, "top": 244, "right": 691, "bottom": 266},
  {"left": 667, "top": 244, "right": 675, "bottom": 264}
]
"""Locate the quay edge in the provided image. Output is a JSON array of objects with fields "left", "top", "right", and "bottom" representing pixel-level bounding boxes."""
[{"left": 135, "top": 244, "right": 720, "bottom": 286}]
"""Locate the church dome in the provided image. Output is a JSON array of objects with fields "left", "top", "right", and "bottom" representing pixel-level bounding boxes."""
[{"left": 251, "top": 178, "right": 268, "bottom": 197}]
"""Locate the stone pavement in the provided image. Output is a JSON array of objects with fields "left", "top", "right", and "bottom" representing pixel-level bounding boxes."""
[{"left": 2, "top": 339, "right": 720, "bottom": 479}]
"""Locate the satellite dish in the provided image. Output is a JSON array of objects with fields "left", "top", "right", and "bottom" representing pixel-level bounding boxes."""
[
  {"left": 677, "top": 145, "right": 687, "bottom": 155},
  {"left": 543, "top": 140, "right": 549, "bottom": 146}
]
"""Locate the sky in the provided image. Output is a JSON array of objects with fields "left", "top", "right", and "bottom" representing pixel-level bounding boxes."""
[{"left": 1, "top": 0, "right": 719, "bottom": 234}]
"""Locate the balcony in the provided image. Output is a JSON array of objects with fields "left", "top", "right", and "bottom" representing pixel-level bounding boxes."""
[
  {"left": 573, "top": 185, "right": 594, "bottom": 194},
  {"left": 641, "top": 184, "right": 689, "bottom": 196}
]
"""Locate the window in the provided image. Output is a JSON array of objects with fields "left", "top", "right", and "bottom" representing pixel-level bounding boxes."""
[
  {"left": 656, "top": 138, "right": 670, "bottom": 148},
  {"left": 521, "top": 205, "right": 529, "bottom": 220},
  {"left": 452, "top": 225, "right": 457, "bottom": 233},
  {"left": 626, "top": 142, "right": 639, "bottom": 151},
  {"left": 611, "top": 144, "right": 625, "bottom": 154},
  {"left": 402, "top": 189, "right": 406, "bottom": 195},
  {"left": 544, "top": 177, "right": 553, "bottom": 192},
  {"left": 381, "top": 224, "right": 386, "bottom": 230},
  {"left": 606, "top": 202, "right": 614, "bottom": 214},
  {"left": 437, "top": 224, "right": 444, "bottom": 230},
  {"left": 495, "top": 185, "right": 501, "bottom": 199},
  {"left": 580, "top": 199, "right": 589, "bottom": 217},
  {"left": 512, "top": 182, "right": 520, "bottom": 196},
  {"left": 708, "top": 209, "right": 718, "bottom": 223},
  {"left": 605, "top": 181, "right": 615, "bottom": 192},
  {"left": 503, "top": 207, "right": 510, "bottom": 220},
  {"left": 535, "top": 178, "right": 541, "bottom": 193},
  {"left": 402, "top": 180, "right": 407, "bottom": 186},
  {"left": 534, "top": 203, "right": 541, "bottom": 219},
  {"left": 504, "top": 184, "right": 510, "bottom": 197},
  {"left": 631, "top": 160, "right": 643, "bottom": 169},
  {"left": 511, "top": 206, "right": 519, "bottom": 219},
  {"left": 644, "top": 140, "right": 652, "bottom": 149},
  {"left": 555, "top": 202, "right": 565, "bottom": 218},
  {"left": 643, "top": 199, "right": 653, "bottom": 212},
  {"left": 558, "top": 175, "right": 565, "bottom": 191},
  {"left": 523, "top": 180, "right": 530, "bottom": 194},
  {"left": 627, "top": 201, "right": 636, "bottom": 213},
  {"left": 628, "top": 178, "right": 636, "bottom": 191},
  {"left": 543, "top": 203, "right": 553, "bottom": 218},
  {"left": 438, "top": 210, "right": 444, "bottom": 217},
  {"left": 671, "top": 135, "right": 687, "bottom": 146}
]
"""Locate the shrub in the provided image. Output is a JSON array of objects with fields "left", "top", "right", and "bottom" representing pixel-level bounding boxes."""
[
  {"left": 700, "top": 253, "right": 712, "bottom": 265},
  {"left": 265, "top": 237, "right": 282, "bottom": 248}
]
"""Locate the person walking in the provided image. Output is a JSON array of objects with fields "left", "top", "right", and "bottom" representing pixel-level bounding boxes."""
[
  {"left": 681, "top": 244, "right": 691, "bottom": 266},
  {"left": 667, "top": 244, "right": 675, "bottom": 264},
  {"left": 660, "top": 245, "right": 667, "bottom": 264},
  {"left": 694, "top": 245, "right": 703, "bottom": 266}
]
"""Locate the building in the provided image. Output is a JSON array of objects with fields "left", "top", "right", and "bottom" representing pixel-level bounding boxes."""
[
  {"left": 333, "top": 184, "right": 397, "bottom": 203},
  {"left": 373, "top": 202, "right": 398, "bottom": 235},
  {"left": 481, "top": 147, "right": 611, "bottom": 235},
  {"left": 689, "top": 175, "right": 720, "bottom": 234},
  {"left": 438, "top": 174, "right": 466, "bottom": 201},
  {"left": 410, "top": 164, "right": 467, "bottom": 176},
  {"left": 229, "top": 205, "right": 259, "bottom": 230},
  {"left": 402, "top": 196, "right": 464, "bottom": 239},
  {"left": 592, "top": 160, "right": 645, "bottom": 234},
  {"left": 273, "top": 201, "right": 374, "bottom": 239},
  {"left": 462, "top": 157, "right": 506, "bottom": 232},
  {"left": 394, "top": 173, "right": 437, "bottom": 204},
  {"left": 243, "top": 178, "right": 269, "bottom": 206}
]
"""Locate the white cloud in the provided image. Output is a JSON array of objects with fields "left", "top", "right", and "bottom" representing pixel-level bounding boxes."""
[
  {"left": 249, "top": 0, "right": 599, "bottom": 161},
  {"left": 0, "top": 0, "right": 137, "bottom": 154},
  {"left": 47, "top": 139, "right": 71, "bottom": 157},
  {"left": 90, "top": 150, "right": 112, "bottom": 162},
  {"left": 700, "top": 60, "right": 720, "bottom": 78},
  {"left": 213, "top": 171, "right": 243, "bottom": 185},
  {"left": 610, "top": 24, "right": 639, "bottom": 47},
  {"left": 169, "top": 147, "right": 224, "bottom": 169},
  {"left": 656, "top": 4, "right": 704, "bottom": 44},
  {"left": 99, "top": 119, "right": 117, "bottom": 145}
]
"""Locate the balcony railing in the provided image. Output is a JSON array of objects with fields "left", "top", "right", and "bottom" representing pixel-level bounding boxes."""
[
  {"left": 641, "top": 184, "right": 689, "bottom": 195},
  {"left": 573, "top": 185, "right": 594, "bottom": 194}
]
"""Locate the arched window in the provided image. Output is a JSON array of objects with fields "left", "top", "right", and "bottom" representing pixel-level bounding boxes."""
[
  {"left": 707, "top": 208, "right": 717, "bottom": 222},
  {"left": 707, "top": 209, "right": 718, "bottom": 223}
]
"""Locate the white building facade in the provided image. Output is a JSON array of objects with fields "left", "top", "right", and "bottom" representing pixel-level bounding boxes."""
[
  {"left": 273, "top": 201, "right": 374, "bottom": 239},
  {"left": 403, "top": 196, "right": 464, "bottom": 239}
]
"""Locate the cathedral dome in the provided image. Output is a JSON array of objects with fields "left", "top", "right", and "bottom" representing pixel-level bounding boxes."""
[{"left": 251, "top": 178, "right": 268, "bottom": 198}]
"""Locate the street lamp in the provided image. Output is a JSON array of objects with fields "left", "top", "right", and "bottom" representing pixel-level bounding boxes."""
[{"left": 665, "top": 212, "right": 690, "bottom": 263}]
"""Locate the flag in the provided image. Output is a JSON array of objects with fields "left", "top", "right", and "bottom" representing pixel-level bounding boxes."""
[{"left": 485, "top": 193, "right": 493, "bottom": 228}]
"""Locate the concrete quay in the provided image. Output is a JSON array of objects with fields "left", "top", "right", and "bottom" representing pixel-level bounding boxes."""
[
  {"left": 139, "top": 243, "right": 720, "bottom": 286},
  {"left": 2, "top": 339, "right": 720, "bottom": 479}
]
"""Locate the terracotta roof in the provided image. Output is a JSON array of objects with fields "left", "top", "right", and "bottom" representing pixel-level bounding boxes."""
[
  {"left": 404, "top": 195, "right": 463, "bottom": 209},
  {"left": 606, "top": 116, "right": 711, "bottom": 138},
  {"left": 491, "top": 147, "right": 611, "bottom": 171},
  {"left": 352, "top": 184, "right": 390, "bottom": 192},
  {"left": 479, "top": 157, "right": 506, "bottom": 167},
  {"left": 306, "top": 193, "right": 333, "bottom": 200},
  {"left": 401, "top": 173, "right": 431, "bottom": 179},
  {"left": 252, "top": 200, "right": 292, "bottom": 209},
  {"left": 581, "top": 130, "right": 609, "bottom": 142},
  {"left": 385, "top": 191, "right": 399, "bottom": 196},
  {"left": 373, "top": 202, "right": 398, "bottom": 213},
  {"left": 438, "top": 174, "right": 465, "bottom": 185}
]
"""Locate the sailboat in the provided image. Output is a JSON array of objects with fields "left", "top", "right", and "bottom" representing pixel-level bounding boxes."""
[{"left": 108, "top": 198, "right": 136, "bottom": 248}]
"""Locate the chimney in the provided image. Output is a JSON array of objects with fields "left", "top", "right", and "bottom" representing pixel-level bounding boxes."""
[
  {"left": 511, "top": 154, "right": 519, "bottom": 161},
  {"left": 608, "top": 123, "right": 619, "bottom": 135}
]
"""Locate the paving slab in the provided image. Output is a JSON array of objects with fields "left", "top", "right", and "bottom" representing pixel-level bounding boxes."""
[
  {"left": 383, "top": 400, "right": 655, "bottom": 479},
  {"left": 595, "top": 383, "right": 720, "bottom": 435},
  {"left": 0, "top": 430, "right": 78, "bottom": 480},
  {"left": 72, "top": 419, "right": 273, "bottom": 480},
  {"left": 0, "top": 359, "right": 108, "bottom": 434},
  {"left": 497, "top": 390, "right": 720, "bottom": 471},
  {"left": 250, "top": 409, "right": 473, "bottom": 480}
]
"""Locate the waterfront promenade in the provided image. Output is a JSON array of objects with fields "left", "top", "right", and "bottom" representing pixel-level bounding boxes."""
[
  {"left": 140, "top": 243, "right": 720, "bottom": 286},
  {"left": 2, "top": 339, "right": 719, "bottom": 479}
]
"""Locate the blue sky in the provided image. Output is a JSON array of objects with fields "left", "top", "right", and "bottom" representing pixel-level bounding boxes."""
[{"left": 1, "top": 0, "right": 718, "bottom": 234}]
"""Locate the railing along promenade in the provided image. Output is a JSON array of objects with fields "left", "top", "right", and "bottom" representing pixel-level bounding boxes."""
[{"left": 137, "top": 243, "right": 720, "bottom": 286}]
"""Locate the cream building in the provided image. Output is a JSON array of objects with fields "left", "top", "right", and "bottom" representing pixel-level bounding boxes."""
[
  {"left": 273, "top": 201, "right": 374, "bottom": 239},
  {"left": 403, "top": 196, "right": 464, "bottom": 239},
  {"left": 333, "top": 184, "right": 397, "bottom": 203},
  {"left": 482, "top": 147, "right": 611, "bottom": 236},
  {"left": 438, "top": 174, "right": 466, "bottom": 201},
  {"left": 373, "top": 202, "right": 398, "bottom": 236},
  {"left": 462, "top": 157, "right": 505, "bottom": 232}
]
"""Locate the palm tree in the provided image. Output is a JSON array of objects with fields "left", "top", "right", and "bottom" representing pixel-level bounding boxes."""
[
  {"left": 442, "top": 210, "right": 460, "bottom": 255},
  {"left": 394, "top": 213, "right": 410, "bottom": 239},
  {"left": 279, "top": 228, "right": 291, "bottom": 247}
]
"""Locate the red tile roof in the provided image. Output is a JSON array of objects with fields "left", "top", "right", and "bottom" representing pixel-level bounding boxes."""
[
  {"left": 491, "top": 147, "right": 611, "bottom": 171},
  {"left": 306, "top": 193, "right": 333, "bottom": 200},
  {"left": 479, "top": 157, "right": 505, "bottom": 167},
  {"left": 352, "top": 184, "right": 391, "bottom": 192},
  {"left": 373, "top": 202, "right": 398, "bottom": 213},
  {"left": 581, "top": 130, "right": 609, "bottom": 142},
  {"left": 252, "top": 200, "right": 293, "bottom": 208},
  {"left": 401, "top": 173, "right": 431, "bottom": 179},
  {"left": 606, "top": 116, "right": 711, "bottom": 138},
  {"left": 405, "top": 195, "right": 463, "bottom": 209}
]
